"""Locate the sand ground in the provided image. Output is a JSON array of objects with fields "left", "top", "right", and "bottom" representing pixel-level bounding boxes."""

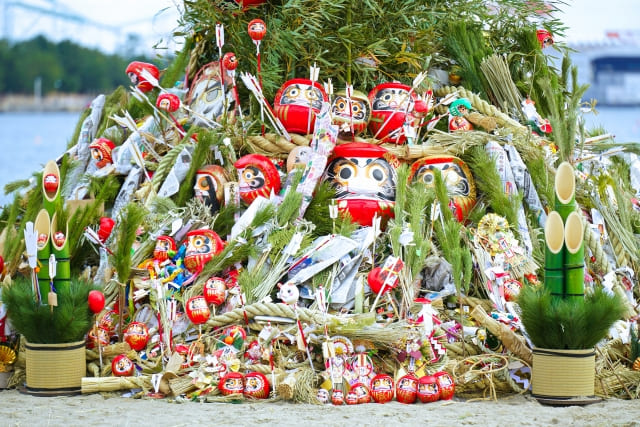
[{"left": 1, "top": 390, "right": 639, "bottom": 427}]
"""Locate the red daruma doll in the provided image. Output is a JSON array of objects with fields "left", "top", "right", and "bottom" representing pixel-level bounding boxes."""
[
  {"left": 368, "top": 81, "right": 418, "bottom": 144},
  {"left": 322, "top": 142, "right": 398, "bottom": 226},
  {"left": 273, "top": 78, "right": 329, "bottom": 135}
]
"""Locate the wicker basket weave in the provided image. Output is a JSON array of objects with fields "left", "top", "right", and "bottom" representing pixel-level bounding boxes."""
[
  {"left": 532, "top": 347, "right": 595, "bottom": 399},
  {"left": 25, "top": 340, "right": 86, "bottom": 396}
]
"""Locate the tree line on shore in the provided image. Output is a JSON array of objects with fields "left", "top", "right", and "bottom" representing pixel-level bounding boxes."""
[{"left": 0, "top": 36, "right": 157, "bottom": 95}]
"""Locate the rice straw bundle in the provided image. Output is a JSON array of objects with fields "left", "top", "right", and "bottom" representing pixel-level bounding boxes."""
[{"left": 81, "top": 375, "right": 152, "bottom": 394}]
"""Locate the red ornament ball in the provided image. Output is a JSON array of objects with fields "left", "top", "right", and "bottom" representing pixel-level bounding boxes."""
[{"left": 87, "top": 290, "right": 106, "bottom": 314}]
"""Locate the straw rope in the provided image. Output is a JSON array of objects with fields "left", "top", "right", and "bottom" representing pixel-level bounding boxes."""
[
  {"left": 205, "top": 302, "right": 328, "bottom": 328},
  {"left": 453, "top": 354, "right": 530, "bottom": 401}
]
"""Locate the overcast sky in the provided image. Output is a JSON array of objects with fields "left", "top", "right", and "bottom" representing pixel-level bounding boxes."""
[{"left": 3, "top": 0, "right": 639, "bottom": 53}]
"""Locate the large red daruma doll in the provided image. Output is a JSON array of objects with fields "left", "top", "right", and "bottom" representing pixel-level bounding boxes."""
[
  {"left": 368, "top": 82, "right": 418, "bottom": 144},
  {"left": 409, "top": 156, "right": 476, "bottom": 222},
  {"left": 273, "top": 78, "right": 329, "bottom": 135},
  {"left": 323, "top": 142, "right": 398, "bottom": 226}
]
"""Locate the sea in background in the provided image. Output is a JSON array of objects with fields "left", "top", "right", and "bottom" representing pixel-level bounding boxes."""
[{"left": 0, "top": 106, "right": 639, "bottom": 211}]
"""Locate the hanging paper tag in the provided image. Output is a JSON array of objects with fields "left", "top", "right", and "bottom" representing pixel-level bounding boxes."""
[
  {"left": 48, "top": 291, "right": 58, "bottom": 307},
  {"left": 151, "top": 373, "right": 162, "bottom": 393}
]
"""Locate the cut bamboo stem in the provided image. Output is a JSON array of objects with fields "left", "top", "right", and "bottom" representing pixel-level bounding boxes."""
[
  {"left": 554, "top": 161, "right": 576, "bottom": 221},
  {"left": 544, "top": 211, "right": 565, "bottom": 299},
  {"left": 564, "top": 211, "right": 585, "bottom": 302}
]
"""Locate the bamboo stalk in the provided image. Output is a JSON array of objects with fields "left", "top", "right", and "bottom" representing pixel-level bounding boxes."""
[
  {"left": 34, "top": 209, "right": 51, "bottom": 297},
  {"left": 50, "top": 212, "right": 71, "bottom": 286},
  {"left": 42, "top": 160, "right": 61, "bottom": 216},
  {"left": 564, "top": 211, "right": 585, "bottom": 302},
  {"left": 544, "top": 211, "right": 565, "bottom": 300},
  {"left": 554, "top": 162, "right": 576, "bottom": 221}
]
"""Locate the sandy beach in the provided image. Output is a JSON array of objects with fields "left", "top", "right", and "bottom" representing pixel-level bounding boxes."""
[{"left": 1, "top": 390, "right": 639, "bottom": 427}]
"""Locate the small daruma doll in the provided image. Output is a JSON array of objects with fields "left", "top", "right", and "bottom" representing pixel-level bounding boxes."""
[
  {"left": 448, "top": 98, "right": 473, "bottom": 132},
  {"left": 243, "top": 371, "right": 270, "bottom": 399},
  {"left": 183, "top": 229, "right": 225, "bottom": 273},
  {"left": 368, "top": 81, "right": 418, "bottom": 144},
  {"left": 370, "top": 373, "right": 394, "bottom": 403},
  {"left": 194, "top": 165, "right": 229, "bottom": 213},
  {"left": 89, "top": 138, "right": 115, "bottom": 169},
  {"left": 185, "top": 295, "right": 211, "bottom": 326},
  {"left": 112, "top": 354, "right": 135, "bottom": 377},
  {"left": 330, "top": 89, "right": 371, "bottom": 139},
  {"left": 125, "top": 61, "right": 159, "bottom": 93},
  {"left": 273, "top": 78, "right": 329, "bottom": 135},
  {"left": 395, "top": 373, "right": 419, "bottom": 404},
  {"left": 417, "top": 374, "right": 440, "bottom": 403},
  {"left": 123, "top": 322, "right": 150, "bottom": 352},
  {"left": 153, "top": 235, "right": 176, "bottom": 263},
  {"left": 434, "top": 371, "right": 455, "bottom": 400},
  {"left": 409, "top": 156, "right": 476, "bottom": 222},
  {"left": 219, "top": 372, "right": 244, "bottom": 395},
  {"left": 323, "top": 142, "right": 398, "bottom": 226},
  {"left": 203, "top": 276, "right": 227, "bottom": 306},
  {"left": 234, "top": 154, "right": 281, "bottom": 204}
]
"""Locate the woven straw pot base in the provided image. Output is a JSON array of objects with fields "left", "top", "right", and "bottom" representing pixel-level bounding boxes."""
[
  {"left": 532, "top": 347, "right": 595, "bottom": 402},
  {"left": 24, "top": 340, "right": 85, "bottom": 396}
]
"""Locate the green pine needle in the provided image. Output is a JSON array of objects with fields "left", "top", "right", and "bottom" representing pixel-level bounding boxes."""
[
  {"left": 2, "top": 277, "right": 101, "bottom": 344},
  {"left": 518, "top": 285, "right": 626, "bottom": 349}
]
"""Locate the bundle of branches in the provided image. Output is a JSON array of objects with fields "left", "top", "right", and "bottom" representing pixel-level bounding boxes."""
[
  {"left": 2, "top": 277, "right": 101, "bottom": 344},
  {"left": 518, "top": 285, "right": 626, "bottom": 350}
]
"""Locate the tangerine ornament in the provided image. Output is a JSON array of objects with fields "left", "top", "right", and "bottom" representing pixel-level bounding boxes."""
[
  {"left": 243, "top": 371, "right": 270, "bottom": 399},
  {"left": 219, "top": 372, "right": 244, "bottom": 395},
  {"left": 370, "top": 373, "right": 394, "bottom": 403},
  {"left": 395, "top": 373, "right": 418, "bottom": 404},
  {"left": 417, "top": 374, "right": 440, "bottom": 403},
  {"left": 203, "top": 276, "right": 227, "bottom": 306},
  {"left": 111, "top": 354, "right": 135, "bottom": 376},
  {"left": 185, "top": 296, "right": 211, "bottom": 325},
  {"left": 434, "top": 371, "right": 455, "bottom": 400},
  {"left": 124, "top": 322, "right": 150, "bottom": 352}
]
